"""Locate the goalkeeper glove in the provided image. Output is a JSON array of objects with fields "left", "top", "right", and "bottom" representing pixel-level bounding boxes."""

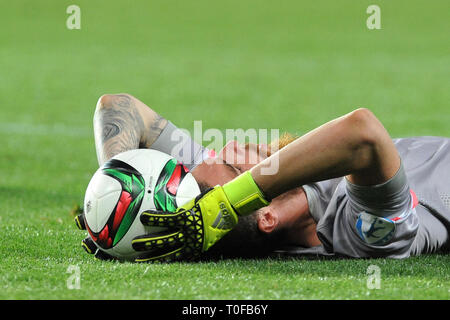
[
  {"left": 74, "top": 212, "right": 116, "bottom": 261},
  {"left": 131, "top": 171, "right": 270, "bottom": 262}
]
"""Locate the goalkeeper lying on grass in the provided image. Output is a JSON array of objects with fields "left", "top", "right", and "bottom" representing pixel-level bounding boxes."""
[{"left": 76, "top": 93, "right": 450, "bottom": 261}]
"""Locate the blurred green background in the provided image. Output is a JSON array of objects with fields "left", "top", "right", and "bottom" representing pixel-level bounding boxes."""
[{"left": 0, "top": 0, "right": 448, "bottom": 299}]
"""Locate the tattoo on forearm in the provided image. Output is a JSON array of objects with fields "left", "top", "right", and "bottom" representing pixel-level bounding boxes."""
[
  {"left": 94, "top": 94, "right": 156, "bottom": 164},
  {"left": 144, "top": 114, "right": 167, "bottom": 147},
  {"left": 102, "top": 123, "right": 120, "bottom": 141}
]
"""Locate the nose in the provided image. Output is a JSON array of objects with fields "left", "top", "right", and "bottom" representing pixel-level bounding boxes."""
[
  {"left": 219, "top": 140, "right": 245, "bottom": 165},
  {"left": 258, "top": 143, "right": 269, "bottom": 157}
]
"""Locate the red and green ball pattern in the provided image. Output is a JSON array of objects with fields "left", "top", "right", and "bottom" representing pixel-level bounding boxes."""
[
  {"left": 154, "top": 158, "right": 189, "bottom": 212},
  {"left": 86, "top": 158, "right": 189, "bottom": 250},
  {"left": 86, "top": 159, "right": 145, "bottom": 249}
]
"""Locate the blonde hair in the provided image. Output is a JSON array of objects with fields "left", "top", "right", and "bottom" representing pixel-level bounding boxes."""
[{"left": 267, "top": 132, "right": 298, "bottom": 156}]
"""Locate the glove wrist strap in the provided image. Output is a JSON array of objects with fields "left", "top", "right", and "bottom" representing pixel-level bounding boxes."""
[{"left": 222, "top": 171, "right": 269, "bottom": 216}]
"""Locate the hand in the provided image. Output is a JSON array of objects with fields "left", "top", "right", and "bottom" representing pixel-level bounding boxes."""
[
  {"left": 74, "top": 211, "right": 116, "bottom": 261},
  {"left": 131, "top": 186, "right": 239, "bottom": 262},
  {"left": 131, "top": 171, "right": 270, "bottom": 262}
]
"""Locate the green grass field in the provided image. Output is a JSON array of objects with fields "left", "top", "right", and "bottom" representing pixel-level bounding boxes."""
[{"left": 0, "top": 0, "right": 449, "bottom": 300}]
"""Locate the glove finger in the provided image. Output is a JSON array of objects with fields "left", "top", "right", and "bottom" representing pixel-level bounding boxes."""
[
  {"left": 81, "top": 236, "right": 116, "bottom": 261},
  {"left": 140, "top": 210, "right": 185, "bottom": 228},
  {"left": 74, "top": 213, "right": 86, "bottom": 230},
  {"left": 81, "top": 237, "right": 97, "bottom": 254},
  {"left": 134, "top": 244, "right": 185, "bottom": 263},
  {"left": 131, "top": 229, "right": 184, "bottom": 252},
  {"left": 94, "top": 249, "right": 116, "bottom": 261}
]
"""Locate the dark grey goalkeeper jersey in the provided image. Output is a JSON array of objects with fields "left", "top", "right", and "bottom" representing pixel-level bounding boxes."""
[{"left": 280, "top": 136, "right": 450, "bottom": 259}]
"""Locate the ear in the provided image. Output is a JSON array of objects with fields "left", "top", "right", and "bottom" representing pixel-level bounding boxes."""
[{"left": 257, "top": 207, "right": 279, "bottom": 234}]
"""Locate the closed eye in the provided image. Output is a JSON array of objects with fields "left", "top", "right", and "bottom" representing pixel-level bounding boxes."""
[{"left": 223, "top": 161, "right": 241, "bottom": 176}]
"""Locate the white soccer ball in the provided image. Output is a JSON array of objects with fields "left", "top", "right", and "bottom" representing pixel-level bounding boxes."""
[{"left": 83, "top": 149, "right": 201, "bottom": 261}]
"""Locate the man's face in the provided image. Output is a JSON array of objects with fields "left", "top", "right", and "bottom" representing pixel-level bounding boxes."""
[
  {"left": 219, "top": 140, "right": 269, "bottom": 174},
  {"left": 191, "top": 134, "right": 315, "bottom": 257},
  {"left": 192, "top": 140, "right": 269, "bottom": 186}
]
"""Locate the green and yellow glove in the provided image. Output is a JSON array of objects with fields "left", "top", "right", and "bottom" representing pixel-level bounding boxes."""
[{"left": 132, "top": 171, "right": 270, "bottom": 262}]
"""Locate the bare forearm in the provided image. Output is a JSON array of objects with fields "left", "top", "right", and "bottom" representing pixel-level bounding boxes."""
[
  {"left": 93, "top": 94, "right": 167, "bottom": 165},
  {"left": 251, "top": 108, "right": 400, "bottom": 199}
]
